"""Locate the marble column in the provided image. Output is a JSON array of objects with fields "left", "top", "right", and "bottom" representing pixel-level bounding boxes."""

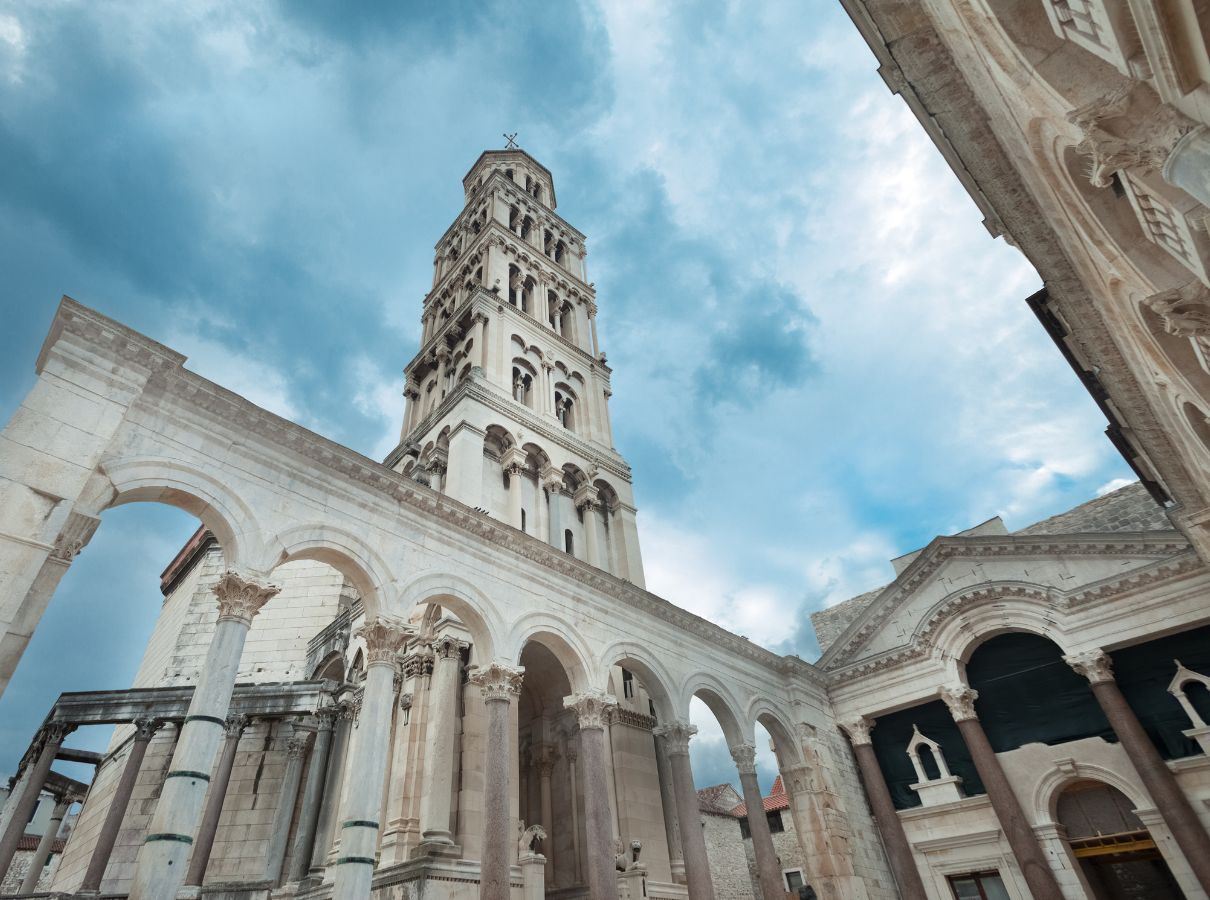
[
  {"left": 129, "top": 571, "right": 278, "bottom": 900},
  {"left": 19, "top": 790, "right": 76, "bottom": 894},
  {"left": 839, "top": 717, "right": 925, "bottom": 900},
  {"left": 419, "top": 635, "right": 467, "bottom": 853},
  {"left": 183, "top": 713, "right": 249, "bottom": 892},
  {"left": 531, "top": 743, "right": 558, "bottom": 874},
  {"left": 1164, "top": 125, "right": 1210, "bottom": 209},
  {"left": 79, "top": 717, "right": 160, "bottom": 893},
  {"left": 564, "top": 729, "right": 584, "bottom": 885},
  {"left": 288, "top": 708, "right": 337, "bottom": 883},
  {"left": 0, "top": 721, "right": 74, "bottom": 878},
  {"left": 310, "top": 703, "right": 354, "bottom": 879},
  {"left": 470, "top": 662, "right": 524, "bottom": 900},
  {"left": 505, "top": 462, "right": 525, "bottom": 531},
  {"left": 545, "top": 478, "right": 565, "bottom": 551},
  {"left": 653, "top": 732, "right": 686, "bottom": 884},
  {"left": 654, "top": 721, "right": 715, "bottom": 900},
  {"left": 730, "top": 742, "right": 783, "bottom": 900},
  {"left": 332, "top": 618, "right": 414, "bottom": 900},
  {"left": 1066, "top": 649, "right": 1210, "bottom": 892},
  {"left": 266, "top": 727, "right": 310, "bottom": 884},
  {"left": 941, "top": 687, "right": 1063, "bottom": 900},
  {"left": 580, "top": 498, "right": 602, "bottom": 568},
  {"left": 565, "top": 692, "right": 619, "bottom": 900}
]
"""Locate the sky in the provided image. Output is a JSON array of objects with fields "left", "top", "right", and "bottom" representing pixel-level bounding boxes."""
[{"left": 0, "top": 1, "right": 1133, "bottom": 795}]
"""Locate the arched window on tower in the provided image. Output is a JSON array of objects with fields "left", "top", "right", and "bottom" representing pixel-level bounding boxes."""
[
  {"left": 520, "top": 215, "right": 533, "bottom": 242},
  {"left": 554, "top": 240, "right": 566, "bottom": 265},
  {"left": 509, "top": 206, "right": 520, "bottom": 235},
  {"left": 512, "top": 363, "right": 535, "bottom": 408},
  {"left": 544, "top": 229, "right": 554, "bottom": 258},
  {"left": 508, "top": 265, "right": 521, "bottom": 307},
  {"left": 558, "top": 301, "right": 575, "bottom": 341},
  {"left": 554, "top": 388, "right": 576, "bottom": 432},
  {"left": 521, "top": 276, "right": 535, "bottom": 315},
  {"left": 547, "top": 291, "right": 561, "bottom": 332},
  {"left": 564, "top": 529, "right": 574, "bottom": 556}
]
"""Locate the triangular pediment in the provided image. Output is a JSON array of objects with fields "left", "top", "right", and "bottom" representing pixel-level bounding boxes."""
[{"left": 817, "top": 530, "right": 1191, "bottom": 671}]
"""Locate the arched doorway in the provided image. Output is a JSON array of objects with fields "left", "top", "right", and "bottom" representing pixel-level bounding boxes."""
[{"left": 1057, "top": 780, "right": 1185, "bottom": 899}]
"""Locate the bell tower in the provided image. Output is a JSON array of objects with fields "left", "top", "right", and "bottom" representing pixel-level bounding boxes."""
[{"left": 384, "top": 147, "right": 645, "bottom": 586}]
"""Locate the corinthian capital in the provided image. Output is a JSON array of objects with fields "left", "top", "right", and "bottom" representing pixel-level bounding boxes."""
[
  {"left": 1064, "top": 649, "right": 1115, "bottom": 684},
  {"left": 729, "top": 741, "right": 758, "bottom": 775},
  {"left": 213, "top": 570, "right": 281, "bottom": 625},
  {"left": 564, "top": 690, "right": 617, "bottom": 731},
  {"left": 838, "top": 717, "right": 874, "bottom": 746},
  {"left": 354, "top": 618, "right": 415, "bottom": 669},
  {"left": 431, "top": 634, "right": 469, "bottom": 660},
  {"left": 470, "top": 662, "right": 524, "bottom": 702},
  {"left": 940, "top": 686, "right": 980, "bottom": 722},
  {"left": 653, "top": 721, "right": 697, "bottom": 756},
  {"left": 1145, "top": 282, "right": 1210, "bottom": 338}
]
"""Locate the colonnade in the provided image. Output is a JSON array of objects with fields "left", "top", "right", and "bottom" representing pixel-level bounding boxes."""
[{"left": 842, "top": 648, "right": 1210, "bottom": 898}]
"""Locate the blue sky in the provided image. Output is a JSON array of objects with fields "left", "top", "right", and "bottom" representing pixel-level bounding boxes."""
[{"left": 0, "top": 2, "right": 1131, "bottom": 794}]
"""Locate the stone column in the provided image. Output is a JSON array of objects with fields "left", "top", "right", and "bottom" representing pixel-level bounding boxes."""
[
  {"left": 579, "top": 497, "right": 602, "bottom": 568},
  {"left": 473, "top": 312, "right": 489, "bottom": 370},
  {"left": 564, "top": 729, "right": 583, "bottom": 885},
  {"left": 309, "top": 702, "right": 354, "bottom": 879},
  {"left": 0, "top": 721, "right": 74, "bottom": 878},
  {"left": 19, "top": 790, "right": 76, "bottom": 894},
  {"left": 444, "top": 421, "right": 485, "bottom": 508},
  {"left": 182, "top": 713, "right": 249, "bottom": 893},
  {"left": 540, "top": 361, "right": 555, "bottom": 416},
  {"left": 654, "top": 722, "right": 715, "bottom": 900},
  {"left": 266, "top": 727, "right": 310, "bottom": 884},
  {"left": 79, "top": 717, "right": 160, "bottom": 893},
  {"left": 565, "top": 692, "right": 619, "bottom": 900},
  {"left": 941, "top": 687, "right": 1063, "bottom": 900},
  {"left": 1066, "top": 649, "right": 1210, "bottom": 892},
  {"left": 505, "top": 461, "right": 525, "bottom": 531},
  {"left": 419, "top": 635, "right": 468, "bottom": 853},
  {"left": 129, "top": 570, "right": 278, "bottom": 900},
  {"left": 545, "top": 476, "right": 565, "bottom": 551},
  {"left": 332, "top": 618, "right": 414, "bottom": 900},
  {"left": 470, "top": 662, "right": 525, "bottom": 900},
  {"left": 653, "top": 732, "right": 686, "bottom": 884},
  {"left": 730, "top": 742, "right": 783, "bottom": 900},
  {"left": 288, "top": 708, "right": 338, "bottom": 883},
  {"left": 531, "top": 743, "right": 558, "bottom": 873}
]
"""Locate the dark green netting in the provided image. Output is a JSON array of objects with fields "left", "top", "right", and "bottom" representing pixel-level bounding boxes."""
[
  {"left": 870, "top": 700, "right": 985, "bottom": 810},
  {"left": 966, "top": 633, "right": 1116, "bottom": 753}
]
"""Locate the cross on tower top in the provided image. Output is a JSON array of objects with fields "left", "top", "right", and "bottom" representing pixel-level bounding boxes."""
[{"left": 503, "top": 132, "right": 519, "bottom": 150}]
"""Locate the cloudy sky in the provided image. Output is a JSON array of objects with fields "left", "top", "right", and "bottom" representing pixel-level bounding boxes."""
[{"left": 0, "top": 1, "right": 1132, "bottom": 792}]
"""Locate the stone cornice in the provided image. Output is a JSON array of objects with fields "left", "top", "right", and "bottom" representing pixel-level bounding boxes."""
[
  {"left": 823, "top": 549, "right": 1202, "bottom": 684},
  {"left": 819, "top": 531, "right": 1189, "bottom": 670},
  {"left": 43, "top": 300, "right": 822, "bottom": 689}
]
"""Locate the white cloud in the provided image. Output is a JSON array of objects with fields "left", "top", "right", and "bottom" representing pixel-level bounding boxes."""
[
  {"left": 351, "top": 356, "right": 405, "bottom": 460},
  {"left": 0, "top": 13, "right": 27, "bottom": 84},
  {"left": 170, "top": 328, "right": 305, "bottom": 425},
  {"left": 1097, "top": 477, "right": 1134, "bottom": 496}
]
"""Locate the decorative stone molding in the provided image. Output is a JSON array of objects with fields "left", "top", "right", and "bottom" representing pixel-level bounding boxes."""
[
  {"left": 838, "top": 718, "right": 874, "bottom": 746},
  {"left": 50, "top": 510, "right": 101, "bottom": 563},
  {"left": 940, "top": 687, "right": 980, "bottom": 722},
  {"left": 225, "top": 714, "right": 250, "bottom": 738},
  {"left": 431, "top": 634, "right": 469, "bottom": 660},
  {"left": 470, "top": 662, "right": 524, "bottom": 702},
  {"left": 613, "top": 708, "right": 656, "bottom": 730},
  {"left": 399, "top": 692, "right": 413, "bottom": 711},
  {"left": 354, "top": 618, "right": 415, "bottom": 668},
  {"left": 1064, "top": 648, "right": 1115, "bottom": 684},
  {"left": 212, "top": 570, "right": 281, "bottom": 626},
  {"left": 729, "top": 741, "right": 758, "bottom": 775},
  {"left": 1068, "top": 87, "right": 1196, "bottom": 188},
  {"left": 563, "top": 690, "right": 617, "bottom": 730},
  {"left": 652, "top": 721, "right": 697, "bottom": 756}
]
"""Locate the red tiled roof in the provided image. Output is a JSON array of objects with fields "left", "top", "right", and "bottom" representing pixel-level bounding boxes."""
[
  {"left": 732, "top": 775, "right": 790, "bottom": 817},
  {"left": 696, "top": 783, "right": 743, "bottom": 815},
  {"left": 16, "top": 833, "right": 66, "bottom": 852}
]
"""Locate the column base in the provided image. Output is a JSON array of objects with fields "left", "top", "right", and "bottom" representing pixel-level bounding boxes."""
[{"left": 413, "top": 836, "right": 462, "bottom": 859}]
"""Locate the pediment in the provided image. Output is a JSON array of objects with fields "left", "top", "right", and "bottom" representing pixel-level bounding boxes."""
[{"left": 817, "top": 531, "right": 1191, "bottom": 672}]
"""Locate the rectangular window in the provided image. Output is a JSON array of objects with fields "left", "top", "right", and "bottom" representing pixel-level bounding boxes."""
[
  {"left": 948, "top": 872, "right": 1010, "bottom": 900},
  {"left": 767, "top": 811, "right": 784, "bottom": 833},
  {"left": 784, "top": 869, "right": 805, "bottom": 890},
  {"left": 622, "top": 668, "right": 635, "bottom": 699}
]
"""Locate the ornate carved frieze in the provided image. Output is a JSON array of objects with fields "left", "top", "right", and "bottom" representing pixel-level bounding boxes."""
[
  {"left": 940, "top": 686, "right": 980, "bottom": 722},
  {"left": 470, "top": 662, "right": 524, "bottom": 702},
  {"left": 564, "top": 690, "right": 617, "bottom": 730},
  {"left": 613, "top": 708, "right": 657, "bottom": 731},
  {"left": 729, "top": 741, "right": 758, "bottom": 775},
  {"left": 653, "top": 721, "right": 697, "bottom": 756},
  {"left": 354, "top": 618, "right": 415, "bottom": 668},
  {"left": 1064, "top": 648, "right": 1115, "bottom": 684},
  {"left": 212, "top": 570, "right": 281, "bottom": 626}
]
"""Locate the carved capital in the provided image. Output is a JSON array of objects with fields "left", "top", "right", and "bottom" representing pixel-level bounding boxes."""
[
  {"left": 50, "top": 511, "right": 100, "bottom": 563},
  {"left": 564, "top": 690, "right": 617, "bottom": 730},
  {"left": 132, "top": 717, "right": 160, "bottom": 742},
  {"left": 354, "top": 618, "right": 415, "bottom": 669},
  {"left": 470, "top": 662, "right": 524, "bottom": 703},
  {"left": 41, "top": 721, "right": 75, "bottom": 747},
  {"left": 940, "top": 686, "right": 980, "bottom": 722},
  {"left": 530, "top": 742, "right": 559, "bottom": 776},
  {"left": 314, "top": 707, "right": 339, "bottom": 732},
  {"left": 729, "top": 741, "right": 758, "bottom": 775},
  {"left": 225, "top": 714, "right": 250, "bottom": 738},
  {"left": 1065, "top": 648, "right": 1115, "bottom": 684},
  {"left": 839, "top": 717, "right": 874, "bottom": 746},
  {"left": 653, "top": 721, "right": 697, "bottom": 756},
  {"left": 431, "top": 634, "right": 469, "bottom": 661},
  {"left": 1145, "top": 282, "right": 1210, "bottom": 338},
  {"left": 286, "top": 734, "right": 310, "bottom": 760},
  {"left": 213, "top": 570, "right": 280, "bottom": 626}
]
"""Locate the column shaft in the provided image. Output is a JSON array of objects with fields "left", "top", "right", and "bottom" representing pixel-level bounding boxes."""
[
  {"left": 849, "top": 741, "right": 927, "bottom": 899},
  {"left": 288, "top": 715, "right": 335, "bottom": 883},
  {"left": 183, "top": 716, "right": 246, "bottom": 888},
  {"left": 19, "top": 794, "right": 72, "bottom": 894},
  {"left": 266, "top": 731, "right": 309, "bottom": 884},
  {"left": 506, "top": 467, "right": 524, "bottom": 531},
  {"left": 419, "top": 639, "right": 463, "bottom": 850},
  {"left": 1089, "top": 678, "right": 1210, "bottom": 891},
  {"left": 668, "top": 750, "right": 714, "bottom": 900},
  {"left": 480, "top": 696, "right": 513, "bottom": 900},
  {"left": 538, "top": 771, "right": 554, "bottom": 872},
  {"left": 310, "top": 712, "right": 353, "bottom": 877},
  {"left": 738, "top": 769, "right": 784, "bottom": 900},
  {"left": 578, "top": 725, "right": 618, "bottom": 900},
  {"left": 954, "top": 717, "right": 1064, "bottom": 899},
  {"left": 0, "top": 724, "right": 71, "bottom": 878},
  {"left": 582, "top": 502, "right": 601, "bottom": 568},
  {"left": 547, "top": 488, "right": 564, "bottom": 550},
  {"left": 80, "top": 722, "right": 156, "bottom": 892},
  {"left": 653, "top": 734, "right": 686, "bottom": 884}
]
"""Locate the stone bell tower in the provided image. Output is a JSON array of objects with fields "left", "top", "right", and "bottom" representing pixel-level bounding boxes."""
[{"left": 384, "top": 147, "right": 645, "bottom": 586}]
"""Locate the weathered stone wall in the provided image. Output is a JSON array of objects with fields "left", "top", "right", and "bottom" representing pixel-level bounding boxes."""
[
  {"left": 701, "top": 811, "right": 757, "bottom": 900},
  {"left": 0, "top": 846, "right": 61, "bottom": 893}
]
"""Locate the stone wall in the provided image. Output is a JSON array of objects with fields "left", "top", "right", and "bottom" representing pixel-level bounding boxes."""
[
  {"left": 701, "top": 811, "right": 757, "bottom": 900},
  {"left": 0, "top": 846, "right": 61, "bottom": 894}
]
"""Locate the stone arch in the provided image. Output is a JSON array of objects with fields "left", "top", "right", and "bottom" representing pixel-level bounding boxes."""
[
  {"left": 97, "top": 456, "right": 263, "bottom": 570},
  {"left": 509, "top": 614, "right": 594, "bottom": 693},
  {"left": 310, "top": 650, "right": 346, "bottom": 681},
  {"left": 1032, "top": 761, "right": 1147, "bottom": 825},
  {"left": 265, "top": 522, "right": 400, "bottom": 619},
  {"left": 398, "top": 572, "right": 502, "bottom": 662},
  {"left": 598, "top": 641, "right": 678, "bottom": 722},
  {"left": 680, "top": 673, "right": 747, "bottom": 745},
  {"left": 749, "top": 699, "right": 805, "bottom": 767}
]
